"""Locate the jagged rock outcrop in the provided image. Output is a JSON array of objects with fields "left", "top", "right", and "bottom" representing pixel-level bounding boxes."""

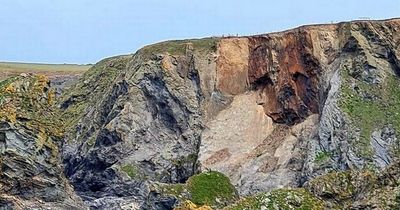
[
  {"left": 304, "top": 161, "right": 400, "bottom": 209},
  {"left": 0, "top": 75, "right": 86, "bottom": 209},
  {"left": 60, "top": 44, "right": 215, "bottom": 208},
  {"left": 1, "top": 18, "right": 400, "bottom": 209},
  {"left": 225, "top": 160, "right": 400, "bottom": 209}
]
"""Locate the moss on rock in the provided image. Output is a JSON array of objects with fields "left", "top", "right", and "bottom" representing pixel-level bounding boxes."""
[
  {"left": 174, "top": 200, "right": 212, "bottom": 210},
  {"left": 159, "top": 171, "right": 238, "bottom": 209},
  {"left": 121, "top": 164, "right": 139, "bottom": 178},
  {"left": 225, "top": 188, "right": 327, "bottom": 210},
  {"left": 187, "top": 171, "right": 238, "bottom": 207},
  {"left": 305, "top": 164, "right": 400, "bottom": 209},
  {"left": 59, "top": 55, "right": 131, "bottom": 140},
  {"left": 314, "top": 151, "right": 332, "bottom": 164},
  {"left": 0, "top": 75, "right": 63, "bottom": 160},
  {"left": 339, "top": 65, "right": 400, "bottom": 159}
]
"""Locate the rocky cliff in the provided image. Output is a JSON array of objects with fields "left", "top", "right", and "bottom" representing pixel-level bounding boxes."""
[
  {"left": 1, "top": 18, "right": 400, "bottom": 209},
  {"left": 0, "top": 75, "right": 86, "bottom": 209}
]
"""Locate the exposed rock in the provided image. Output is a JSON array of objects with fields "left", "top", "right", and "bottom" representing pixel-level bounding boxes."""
[
  {"left": 248, "top": 32, "right": 320, "bottom": 125},
  {"left": 305, "top": 161, "right": 400, "bottom": 209},
  {"left": 61, "top": 43, "right": 213, "bottom": 208},
  {"left": 0, "top": 75, "right": 86, "bottom": 209},
  {"left": 225, "top": 188, "right": 330, "bottom": 210},
  {"left": 2, "top": 18, "right": 400, "bottom": 209},
  {"left": 50, "top": 75, "right": 81, "bottom": 96},
  {"left": 58, "top": 18, "right": 400, "bottom": 208},
  {"left": 216, "top": 38, "right": 249, "bottom": 95},
  {"left": 371, "top": 126, "right": 397, "bottom": 168}
]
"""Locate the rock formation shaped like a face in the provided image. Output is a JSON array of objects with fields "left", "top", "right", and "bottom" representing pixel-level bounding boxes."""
[
  {"left": 248, "top": 32, "right": 320, "bottom": 125},
  {"left": 215, "top": 33, "right": 321, "bottom": 125}
]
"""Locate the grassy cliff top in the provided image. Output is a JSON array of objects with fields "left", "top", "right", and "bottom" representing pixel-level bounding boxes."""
[
  {"left": 138, "top": 37, "right": 218, "bottom": 58},
  {"left": 0, "top": 62, "right": 91, "bottom": 81}
]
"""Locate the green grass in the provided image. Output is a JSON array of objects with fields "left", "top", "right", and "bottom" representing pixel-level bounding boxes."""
[
  {"left": 160, "top": 171, "right": 238, "bottom": 208},
  {"left": 121, "top": 164, "right": 139, "bottom": 178},
  {"left": 161, "top": 183, "right": 186, "bottom": 197},
  {"left": 315, "top": 151, "right": 332, "bottom": 164},
  {"left": 139, "top": 38, "right": 218, "bottom": 58},
  {"left": 59, "top": 56, "right": 130, "bottom": 134},
  {"left": 339, "top": 68, "right": 400, "bottom": 159},
  {"left": 0, "top": 62, "right": 91, "bottom": 80},
  {"left": 187, "top": 171, "right": 238, "bottom": 207}
]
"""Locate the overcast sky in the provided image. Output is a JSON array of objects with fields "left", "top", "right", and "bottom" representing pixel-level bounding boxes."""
[{"left": 0, "top": 0, "right": 399, "bottom": 64}]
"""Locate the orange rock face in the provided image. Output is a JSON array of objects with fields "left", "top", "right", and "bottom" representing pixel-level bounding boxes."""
[
  {"left": 216, "top": 38, "right": 249, "bottom": 95},
  {"left": 248, "top": 31, "right": 320, "bottom": 124},
  {"left": 214, "top": 30, "right": 324, "bottom": 125}
]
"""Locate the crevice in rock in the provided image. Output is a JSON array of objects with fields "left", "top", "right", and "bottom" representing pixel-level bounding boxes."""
[
  {"left": 388, "top": 50, "right": 400, "bottom": 77},
  {"left": 248, "top": 34, "right": 320, "bottom": 125},
  {"left": 60, "top": 95, "right": 84, "bottom": 110},
  {"left": 94, "top": 129, "right": 122, "bottom": 147},
  {"left": 140, "top": 74, "right": 190, "bottom": 134},
  {"left": 99, "top": 80, "right": 129, "bottom": 125}
]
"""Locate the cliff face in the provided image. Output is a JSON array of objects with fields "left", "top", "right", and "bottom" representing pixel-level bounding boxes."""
[
  {"left": 0, "top": 76, "right": 86, "bottom": 209},
  {"left": 58, "top": 18, "right": 400, "bottom": 209},
  {"left": 202, "top": 19, "right": 400, "bottom": 196},
  {"left": 1, "top": 18, "right": 400, "bottom": 209}
]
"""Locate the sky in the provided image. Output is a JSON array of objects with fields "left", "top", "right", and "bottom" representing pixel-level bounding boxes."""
[{"left": 0, "top": 0, "right": 399, "bottom": 64}]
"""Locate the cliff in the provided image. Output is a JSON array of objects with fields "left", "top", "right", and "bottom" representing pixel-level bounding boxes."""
[
  {"left": 1, "top": 18, "right": 400, "bottom": 209},
  {"left": 0, "top": 75, "right": 86, "bottom": 209}
]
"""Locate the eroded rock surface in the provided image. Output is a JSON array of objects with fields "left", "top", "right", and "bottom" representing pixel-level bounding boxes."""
[
  {"left": 58, "top": 18, "right": 400, "bottom": 208},
  {"left": 2, "top": 18, "right": 400, "bottom": 209},
  {"left": 0, "top": 75, "right": 86, "bottom": 209}
]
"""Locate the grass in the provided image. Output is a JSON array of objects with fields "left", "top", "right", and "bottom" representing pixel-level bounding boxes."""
[
  {"left": 59, "top": 55, "right": 130, "bottom": 135},
  {"left": 0, "top": 62, "right": 91, "bottom": 80},
  {"left": 121, "top": 164, "right": 139, "bottom": 178},
  {"left": 162, "top": 183, "right": 186, "bottom": 197},
  {"left": 339, "top": 68, "right": 400, "bottom": 159},
  {"left": 139, "top": 38, "right": 218, "bottom": 58},
  {"left": 315, "top": 151, "right": 332, "bottom": 164},
  {"left": 160, "top": 171, "right": 238, "bottom": 208},
  {"left": 187, "top": 171, "right": 238, "bottom": 206}
]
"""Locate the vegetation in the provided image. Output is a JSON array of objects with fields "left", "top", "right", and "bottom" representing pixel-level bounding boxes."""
[
  {"left": 307, "top": 171, "right": 357, "bottom": 201},
  {"left": 0, "top": 75, "right": 63, "bottom": 162},
  {"left": 187, "top": 171, "right": 238, "bottom": 207},
  {"left": 339, "top": 67, "right": 400, "bottom": 158},
  {"left": 121, "top": 164, "right": 139, "bottom": 178},
  {"left": 225, "top": 189, "right": 326, "bottom": 210},
  {"left": 0, "top": 62, "right": 91, "bottom": 81},
  {"left": 161, "top": 183, "right": 186, "bottom": 198},
  {"left": 305, "top": 168, "right": 400, "bottom": 208},
  {"left": 0, "top": 75, "right": 62, "bottom": 134},
  {"left": 314, "top": 151, "right": 332, "bottom": 164},
  {"left": 139, "top": 38, "right": 218, "bottom": 58},
  {"left": 59, "top": 56, "right": 130, "bottom": 135},
  {"left": 160, "top": 171, "right": 238, "bottom": 208}
]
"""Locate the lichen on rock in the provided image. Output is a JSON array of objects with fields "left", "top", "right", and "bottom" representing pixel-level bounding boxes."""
[{"left": 0, "top": 75, "right": 86, "bottom": 209}]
